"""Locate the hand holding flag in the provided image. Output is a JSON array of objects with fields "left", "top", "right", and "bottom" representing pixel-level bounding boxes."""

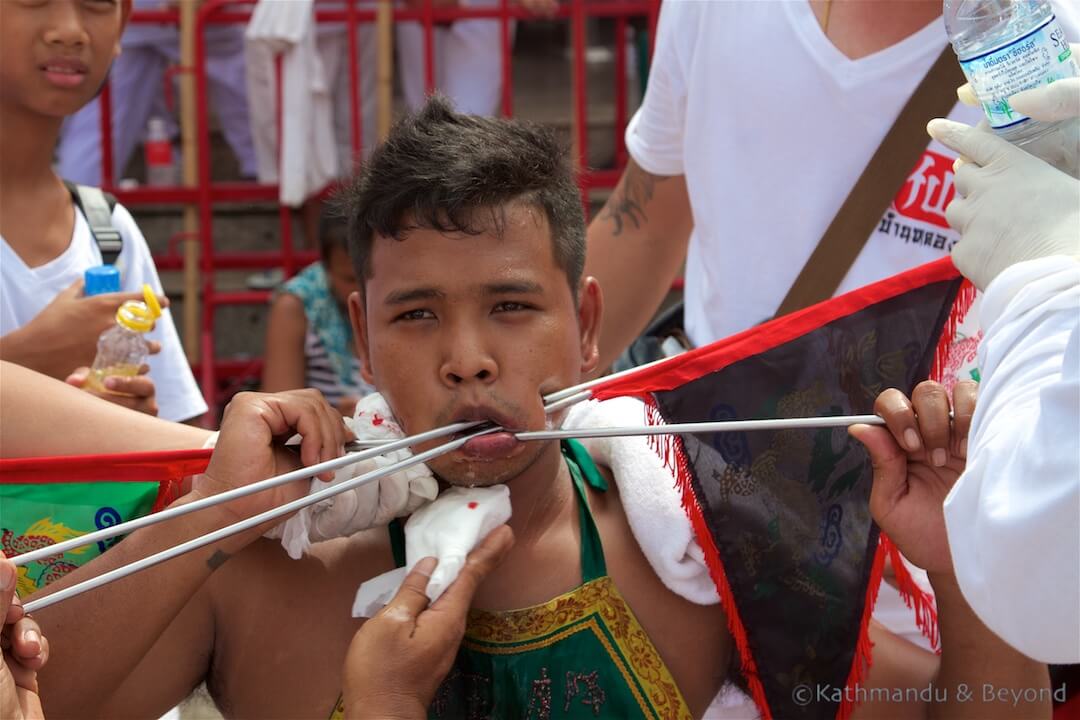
[{"left": 850, "top": 380, "right": 977, "bottom": 575}]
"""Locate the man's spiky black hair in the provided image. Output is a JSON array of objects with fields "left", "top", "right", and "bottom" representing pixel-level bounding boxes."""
[{"left": 341, "top": 95, "right": 585, "bottom": 295}]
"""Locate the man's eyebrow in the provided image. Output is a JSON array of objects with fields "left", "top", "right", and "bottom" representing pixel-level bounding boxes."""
[
  {"left": 483, "top": 281, "right": 544, "bottom": 295},
  {"left": 382, "top": 287, "right": 446, "bottom": 305}
]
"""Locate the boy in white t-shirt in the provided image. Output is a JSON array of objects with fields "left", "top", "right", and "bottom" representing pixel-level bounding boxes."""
[{"left": 0, "top": 0, "right": 206, "bottom": 424}]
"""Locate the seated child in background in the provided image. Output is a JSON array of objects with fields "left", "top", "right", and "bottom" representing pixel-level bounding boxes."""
[{"left": 262, "top": 218, "right": 373, "bottom": 416}]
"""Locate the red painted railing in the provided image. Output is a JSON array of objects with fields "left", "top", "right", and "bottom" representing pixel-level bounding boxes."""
[{"left": 96, "top": 0, "right": 659, "bottom": 419}]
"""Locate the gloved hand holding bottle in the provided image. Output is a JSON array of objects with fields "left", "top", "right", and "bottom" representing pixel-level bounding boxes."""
[
  {"left": 927, "top": 116, "right": 1079, "bottom": 292},
  {"left": 955, "top": 44, "right": 1080, "bottom": 178}
]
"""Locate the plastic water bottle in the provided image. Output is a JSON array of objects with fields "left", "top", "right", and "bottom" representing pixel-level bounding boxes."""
[
  {"left": 944, "top": 0, "right": 1078, "bottom": 147},
  {"left": 83, "top": 284, "right": 163, "bottom": 394},
  {"left": 144, "top": 117, "right": 176, "bottom": 186}
]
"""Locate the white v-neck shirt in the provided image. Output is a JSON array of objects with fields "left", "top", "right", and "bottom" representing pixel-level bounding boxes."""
[
  {"left": 1, "top": 202, "right": 207, "bottom": 422},
  {"left": 627, "top": 0, "right": 1080, "bottom": 346}
]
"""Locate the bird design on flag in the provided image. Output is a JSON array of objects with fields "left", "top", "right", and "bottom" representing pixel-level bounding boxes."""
[{"left": 2, "top": 518, "right": 90, "bottom": 596}]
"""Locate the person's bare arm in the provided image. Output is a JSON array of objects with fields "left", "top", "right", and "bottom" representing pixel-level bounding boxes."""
[
  {"left": 35, "top": 499, "right": 226, "bottom": 718},
  {"left": 584, "top": 159, "right": 693, "bottom": 370},
  {"left": 0, "top": 360, "right": 210, "bottom": 456},
  {"left": 851, "top": 382, "right": 1049, "bottom": 718},
  {"left": 928, "top": 573, "right": 1049, "bottom": 719},
  {"left": 853, "top": 597, "right": 1049, "bottom": 719},
  {"left": 261, "top": 293, "right": 308, "bottom": 393},
  {"left": 30, "top": 390, "right": 352, "bottom": 717}
]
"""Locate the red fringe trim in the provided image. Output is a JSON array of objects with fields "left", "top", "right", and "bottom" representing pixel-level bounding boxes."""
[
  {"left": 836, "top": 536, "right": 888, "bottom": 720},
  {"left": 0, "top": 449, "right": 212, "bottom": 516},
  {"left": 882, "top": 535, "right": 941, "bottom": 653},
  {"left": 643, "top": 398, "right": 773, "bottom": 720},
  {"left": 929, "top": 278, "right": 977, "bottom": 382}
]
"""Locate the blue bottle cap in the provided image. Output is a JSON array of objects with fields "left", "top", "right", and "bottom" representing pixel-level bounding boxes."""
[{"left": 84, "top": 265, "right": 121, "bottom": 296}]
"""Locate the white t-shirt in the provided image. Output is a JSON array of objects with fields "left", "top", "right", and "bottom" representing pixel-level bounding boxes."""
[
  {"left": 1, "top": 202, "right": 208, "bottom": 422},
  {"left": 627, "top": 0, "right": 1080, "bottom": 346},
  {"left": 944, "top": 256, "right": 1080, "bottom": 664}
]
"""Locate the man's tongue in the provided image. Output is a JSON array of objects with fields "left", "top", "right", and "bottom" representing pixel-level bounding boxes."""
[{"left": 462, "top": 431, "right": 518, "bottom": 459}]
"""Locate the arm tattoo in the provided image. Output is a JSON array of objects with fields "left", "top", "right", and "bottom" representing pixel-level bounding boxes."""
[
  {"left": 598, "top": 162, "right": 669, "bottom": 237},
  {"left": 206, "top": 549, "right": 232, "bottom": 572}
]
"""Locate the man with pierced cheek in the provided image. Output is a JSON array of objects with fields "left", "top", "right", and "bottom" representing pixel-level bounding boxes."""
[{"left": 32, "top": 97, "right": 1050, "bottom": 720}]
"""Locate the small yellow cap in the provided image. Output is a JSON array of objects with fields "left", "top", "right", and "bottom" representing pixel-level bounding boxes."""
[
  {"left": 116, "top": 301, "right": 155, "bottom": 333},
  {"left": 142, "top": 284, "right": 163, "bottom": 319}
]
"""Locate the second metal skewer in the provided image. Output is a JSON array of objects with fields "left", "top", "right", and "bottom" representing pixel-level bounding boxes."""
[{"left": 345, "top": 413, "right": 887, "bottom": 450}]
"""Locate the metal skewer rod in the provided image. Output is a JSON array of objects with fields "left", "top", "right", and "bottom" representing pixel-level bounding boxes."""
[
  {"left": 346, "top": 413, "right": 890, "bottom": 450},
  {"left": 23, "top": 427, "right": 497, "bottom": 614},
  {"left": 12, "top": 419, "right": 483, "bottom": 568},
  {"left": 515, "top": 414, "right": 887, "bottom": 442}
]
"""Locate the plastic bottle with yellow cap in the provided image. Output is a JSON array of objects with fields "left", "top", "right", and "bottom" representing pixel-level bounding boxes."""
[{"left": 83, "top": 284, "right": 164, "bottom": 395}]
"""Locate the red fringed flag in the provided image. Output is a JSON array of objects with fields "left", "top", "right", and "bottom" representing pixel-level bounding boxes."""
[
  {"left": 0, "top": 448, "right": 212, "bottom": 596},
  {"left": 588, "top": 258, "right": 975, "bottom": 720}
]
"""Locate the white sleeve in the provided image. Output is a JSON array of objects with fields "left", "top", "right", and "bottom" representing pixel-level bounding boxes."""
[
  {"left": 943, "top": 255, "right": 1080, "bottom": 664},
  {"left": 623, "top": 0, "right": 689, "bottom": 176},
  {"left": 112, "top": 204, "right": 209, "bottom": 423}
]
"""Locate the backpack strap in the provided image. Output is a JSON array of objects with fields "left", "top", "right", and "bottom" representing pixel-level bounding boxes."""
[{"left": 65, "top": 181, "right": 122, "bottom": 267}]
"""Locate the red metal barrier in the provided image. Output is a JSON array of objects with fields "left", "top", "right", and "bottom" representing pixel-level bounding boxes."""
[{"left": 99, "top": 0, "right": 659, "bottom": 419}]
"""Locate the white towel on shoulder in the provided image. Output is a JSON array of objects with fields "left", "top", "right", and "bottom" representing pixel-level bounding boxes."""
[{"left": 563, "top": 396, "right": 721, "bottom": 605}]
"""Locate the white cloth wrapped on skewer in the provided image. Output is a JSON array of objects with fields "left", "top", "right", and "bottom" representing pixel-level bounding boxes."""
[{"left": 266, "top": 393, "right": 438, "bottom": 559}]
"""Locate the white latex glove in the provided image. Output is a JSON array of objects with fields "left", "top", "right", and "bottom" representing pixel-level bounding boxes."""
[
  {"left": 956, "top": 48, "right": 1079, "bottom": 178},
  {"left": 1009, "top": 77, "right": 1080, "bottom": 122},
  {"left": 266, "top": 393, "right": 438, "bottom": 558},
  {"left": 927, "top": 118, "right": 1080, "bottom": 292},
  {"left": 404, "top": 485, "right": 512, "bottom": 602}
]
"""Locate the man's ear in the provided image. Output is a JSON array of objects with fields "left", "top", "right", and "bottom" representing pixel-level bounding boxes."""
[
  {"left": 577, "top": 277, "right": 603, "bottom": 376},
  {"left": 348, "top": 290, "right": 376, "bottom": 385}
]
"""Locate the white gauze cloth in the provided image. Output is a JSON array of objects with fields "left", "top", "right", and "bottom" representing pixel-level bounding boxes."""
[
  {"left": 266, "top": 393, "right": 438, "bottom": 559},
  {"left": 353, "top": 485, "right": 511, "bottom": 617}
]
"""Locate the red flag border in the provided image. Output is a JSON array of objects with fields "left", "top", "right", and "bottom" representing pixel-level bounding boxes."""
[
  {"left": 591, "top": 257, "right": 963, "bottom": 402},
  {"left": 0, "top": 448, "right": 213, "bottom": 513}
]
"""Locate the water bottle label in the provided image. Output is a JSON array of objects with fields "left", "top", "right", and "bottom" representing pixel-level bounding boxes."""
[{"left": 958, "top": 15, "right": 1076, "bottom": 129}]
